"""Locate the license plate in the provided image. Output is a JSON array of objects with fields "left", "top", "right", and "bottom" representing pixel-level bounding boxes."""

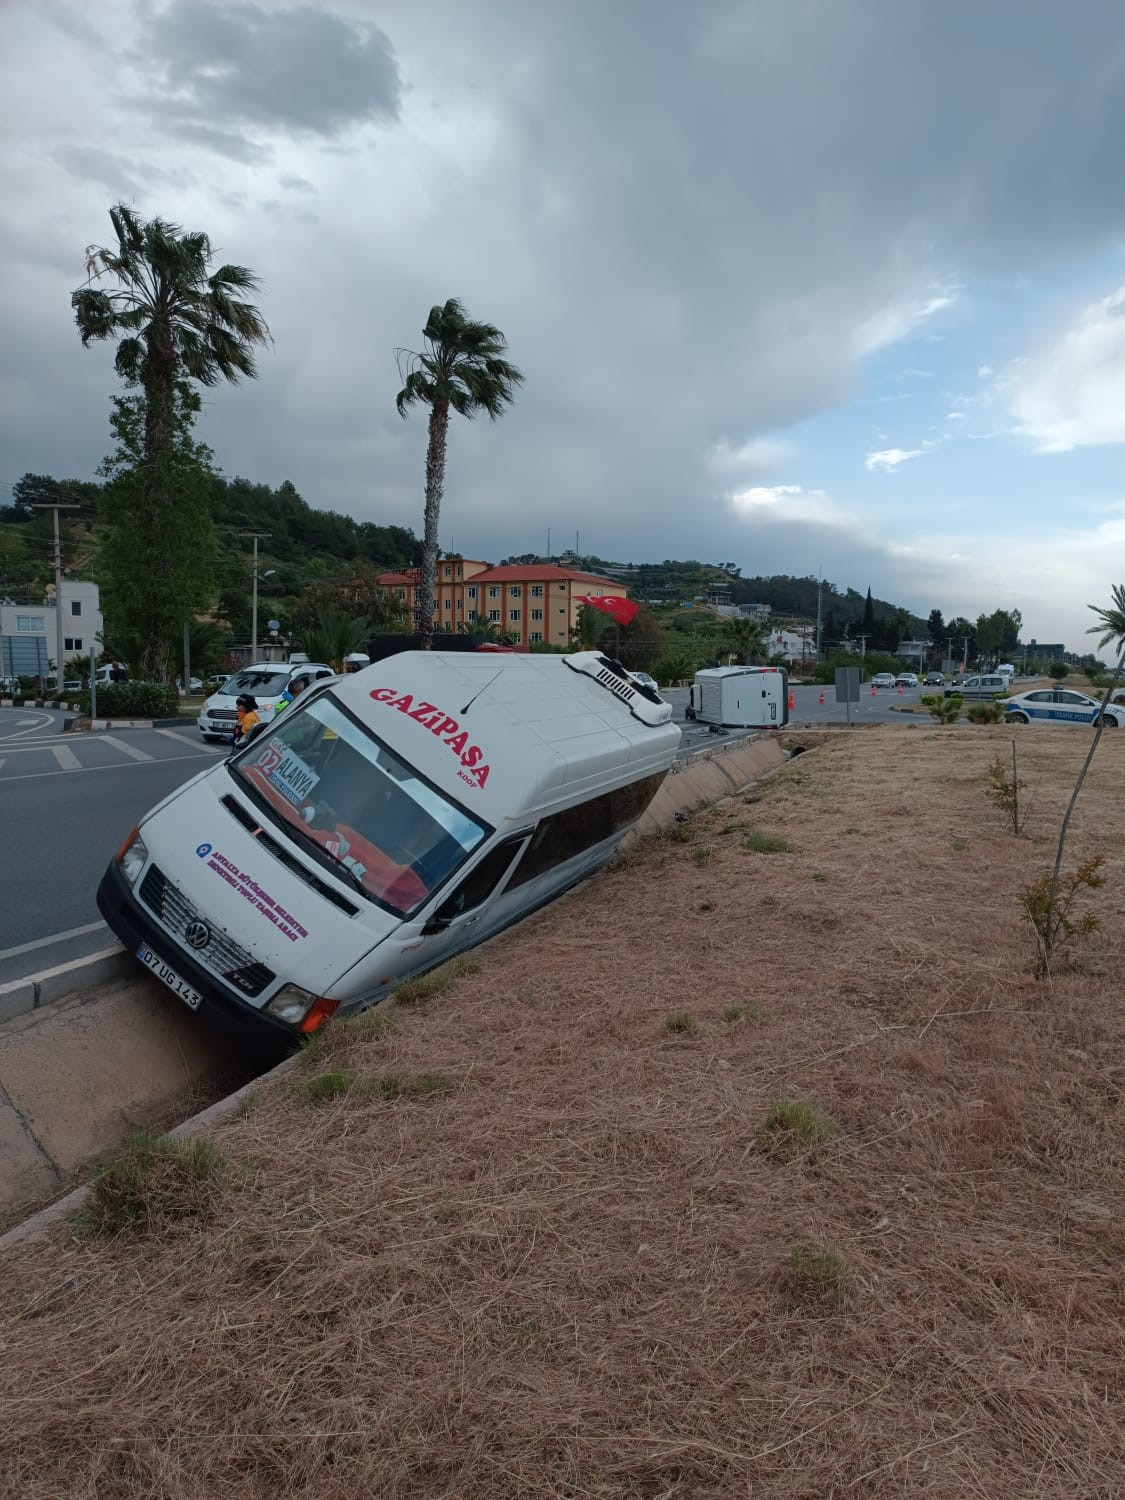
[{"left": 137, "top": 942, "right": 203, "bottom": 1010}]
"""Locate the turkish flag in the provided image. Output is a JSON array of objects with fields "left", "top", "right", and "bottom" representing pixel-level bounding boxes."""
[{"left": 577, "top": 594, "right": 639, "bottom": 627}]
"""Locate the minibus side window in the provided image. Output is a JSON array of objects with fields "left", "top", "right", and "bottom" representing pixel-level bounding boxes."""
[
  {"left": 507, "top": 773, "right": 666, "bottom": 891},
  {"left": 425, "top": 834, "right": 529, "bottom": 930}
]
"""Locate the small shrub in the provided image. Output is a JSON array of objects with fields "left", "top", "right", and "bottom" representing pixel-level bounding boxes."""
[
  {"left": 393, "top": 955, "right": 481, "bottom": 1005},
  {"left": 669, "top": 823, "right": 694, "bottom": 844},
  {"left": 690, "top": 844, "right": 713, "bottom": 865},
  {"left": 742, "top": 829, "right": 793, "bottom": 854},
  {"left": 761, "top": 1097, "right": 839, "bottom": 1150},
  {"left": 921, "top": 692, "right": 962, "bottom": 725},
  {"left": 664, "top": 1011, "right": 698, "bottom": 1036},
  {"left": 967, "top": 701, "right": 1004, "bottom": 724},
  {"left": 786, "top": 1244, "right": 849, "bottom": 1304},
  {"left": 985, "top": 745, "right": 1026, "bottom": 834},
  {"left": 1047, "top": 661, "right": 1069, "bottom": 681},
  {"left": 79, "top": 1130, "right": 226, "bottom": 1237},
  {"left": 723, "top": 1003, "right": 761, "bottom": 1024},
  {"left": 85, "top": 681, "right": 181, "bottom": 718},
  {"left": 1019, "top": 855, "right": 1105, "bottom": 977},
  {"left": 297, "top": 1068, "right": 358, "bottom": 1104},
  {"left": 374, "top": 1070, "right": 452, "bottom": 1100},
  {"left": 811, "top": 871, "right": 828, "bottom": 883}
]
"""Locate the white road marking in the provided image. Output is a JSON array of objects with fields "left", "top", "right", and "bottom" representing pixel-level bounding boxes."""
[
  {"left": 0, "top": 710, "right": 56, "bottom": 742},
  {"left": 0, "top": 920, "right": 109, "bottom": 963},
  {"left": 50, "top": 743, "right": 81, "bottom": 771},
  {"left": 0, "top": 751, "right": 216, "bottom": 785},
  {"left": 101, "top": 734, "right": 153, "bottom": 762},
  {"left": 154, "top": 727, "right": 221, "bottom": 752}
]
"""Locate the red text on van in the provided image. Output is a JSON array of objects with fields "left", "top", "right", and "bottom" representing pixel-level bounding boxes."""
[{"left": 368, "top": 688, "right": 490, "bottom": 788}]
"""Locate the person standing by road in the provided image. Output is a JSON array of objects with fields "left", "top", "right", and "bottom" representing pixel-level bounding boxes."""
[{"left": 231, "top": 694, "right": 260, "bottom": 746}]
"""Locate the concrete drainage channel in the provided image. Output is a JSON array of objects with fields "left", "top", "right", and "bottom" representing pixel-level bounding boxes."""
[{"left": 0, "top": 730, "right": 801, "bottom": 1247}]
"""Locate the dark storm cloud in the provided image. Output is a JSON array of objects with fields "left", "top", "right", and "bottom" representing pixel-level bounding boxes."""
[{"left": 132, "top": 0, "right": 401, "bottom": 151}]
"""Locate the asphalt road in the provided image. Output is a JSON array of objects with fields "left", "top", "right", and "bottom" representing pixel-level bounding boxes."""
[
  {"left": 0, "top": 713, "right": 226, "bottom": 986},
  {"left": 0, "top": 681, "right": 925, "bottom": 988}
]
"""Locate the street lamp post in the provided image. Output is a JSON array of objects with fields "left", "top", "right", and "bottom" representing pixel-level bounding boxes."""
[
  {"left": 244, "top": 531, "right": 272, "bottom": 662},
  {"left": 30, "top": 502, "right": 79, "bottom": 695}
]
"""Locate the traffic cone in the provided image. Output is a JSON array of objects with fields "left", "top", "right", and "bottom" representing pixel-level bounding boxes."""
[
  {"left": 897, "top": 682, "right": 903, "bottom": 695},
  {"left": 788, "top": 689, "right": 795, "bottom": 711},
  {"left": 818, "top": 687, "right": 825, "bottom": 704},
  {"left": 871, "top": 681, "right": 877, "bottom": 696}
]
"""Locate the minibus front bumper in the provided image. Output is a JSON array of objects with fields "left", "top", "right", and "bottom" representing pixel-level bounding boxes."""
[{"left": 96, "top": 859, "right": 300, "bottom": 1057}]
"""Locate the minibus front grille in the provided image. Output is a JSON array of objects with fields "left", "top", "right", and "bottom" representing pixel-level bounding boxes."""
[
  {"left": 138, "top": 865, "right": 275, "bottom": 998},
  {"left": 208, "top": 708, "right": 237, "bottom": 721},
  {"left": 220, "top": 794, "right": 360, "bottom": 916}
]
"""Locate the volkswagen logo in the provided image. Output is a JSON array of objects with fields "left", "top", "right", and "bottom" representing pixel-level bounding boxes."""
[{"left": 185, "top": 920, "right": 211, "bottom": 951}]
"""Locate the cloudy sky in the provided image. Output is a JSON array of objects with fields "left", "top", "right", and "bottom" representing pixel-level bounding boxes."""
[{"left": 4, "top": 0, "right": 1125, "bottom": 651}]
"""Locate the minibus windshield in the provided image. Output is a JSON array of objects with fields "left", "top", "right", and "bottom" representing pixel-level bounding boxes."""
[{"left": 231, "top": 696, "right": 491, "bottom": 917}]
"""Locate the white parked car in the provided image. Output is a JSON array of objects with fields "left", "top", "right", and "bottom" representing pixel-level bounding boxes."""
[
  {"left": 871, "top": 672, "right": 897, "bottom": 690},
  {"left": 1003, "top": 689, "right": 1125, "bottom": 727},
  {"left": 198, "top": 661, "right": 335, "bottom": 742},
  {"left": 894, "top": 673, "right": 920, "bottom": 688}
]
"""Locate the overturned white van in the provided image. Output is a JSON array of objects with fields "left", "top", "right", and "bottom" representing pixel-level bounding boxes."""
[
  {"left": 98, "top": 652, "right": 679, "bottom": 1052},
  {"left": 685, "top": 666, "right": 790, "bottom": 728}
]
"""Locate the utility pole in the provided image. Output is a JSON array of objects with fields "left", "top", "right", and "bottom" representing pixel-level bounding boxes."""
[
  {"left": 815, "top": 566, "right": 823, "bottom": 662},
  {"left": 960, "top": 635, "right": 970, "bottom": 672},
  {"left": 31, "top": 502, "right": 79, "bottom": 695},
  {"left": 242, "top": 531, "right": 272, "bottom": 663}
]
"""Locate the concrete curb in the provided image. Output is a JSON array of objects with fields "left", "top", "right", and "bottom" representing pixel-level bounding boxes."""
[
  {"left": 0, "top": 945, "right": 132, "bottom": 1025},
  {"left": 0, "top": 1054, "right": 301, "bottom": 1253}
]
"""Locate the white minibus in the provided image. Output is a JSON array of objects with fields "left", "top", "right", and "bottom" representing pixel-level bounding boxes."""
[{"left": 98, "top": 652, "right": 679, "bottom": 1052}]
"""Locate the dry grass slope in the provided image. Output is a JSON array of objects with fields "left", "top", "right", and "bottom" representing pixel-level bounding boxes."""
[{"left": 1, "top": 726, "right": 1122, "bottom": 1497}]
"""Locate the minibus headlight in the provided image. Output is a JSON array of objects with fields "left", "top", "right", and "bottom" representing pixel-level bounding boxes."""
[
  {"left": 264, "top": 984, "right": 317, "bottom": 1024},
  {"left": 116, "top": 828, "right": 148, "bottom": 887}
]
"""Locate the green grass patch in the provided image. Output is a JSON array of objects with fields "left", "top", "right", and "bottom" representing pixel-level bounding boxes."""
[
  {"left": 742, "top": 829, "right": 793, "bottom": 854},
  {"left": 296, "top": 1068, "right": 358, "bottom": 1104},
  {"left": 663, "top": 1011, "right": 698, "bottom": 1036},
  {"left": 373, "top": 1070, "right": 453, "bottom": 1101},
  {"left": 342, "top": 1005, "right": 398, "bottom": 1041},
  {"left": 786, "top": 1244, "right": 849, "bottom": 1304},
  {"left": 722, "top": 1003, "right": 761, "bottom": 1024},
  {"left": 392, "top": 955, "right": 481, "bottom": 1005},
  {"left": 811, "top": 871, "right": 829, "bottom": 883},
  {"left": 78, "top": 1129, "right": 227, "bottom": 1237},
  {"left": 668, "top": 823, "right": 694, "bottom": 843},
  {"left": 690, "top": 844, "right": 713, "bottom": 865},
  {"left": 761, "top": 1096, "right": 839, "bottom": 1149}
]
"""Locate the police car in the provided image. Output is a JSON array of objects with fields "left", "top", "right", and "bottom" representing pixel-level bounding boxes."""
[{"left": 1003, "top": 688, "right": 1125, "bottom": 727}]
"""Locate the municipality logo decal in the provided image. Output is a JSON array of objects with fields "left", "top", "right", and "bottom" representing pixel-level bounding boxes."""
[{"left": 196, "top": 843, "right": 212, "bottom": 858}]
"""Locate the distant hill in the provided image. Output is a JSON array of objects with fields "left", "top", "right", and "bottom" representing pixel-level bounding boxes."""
[{"left": 4, "top": 472, "right": 926, "bottom": 649}]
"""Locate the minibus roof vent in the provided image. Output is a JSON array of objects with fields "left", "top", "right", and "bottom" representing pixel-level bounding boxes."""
[{"left": 562, "top": 651, "right": 673, "bottom": 727}]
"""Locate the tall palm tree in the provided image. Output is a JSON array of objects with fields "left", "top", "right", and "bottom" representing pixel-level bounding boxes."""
[
  {"left": 395, "top": 299, "right": 523, "bottom": 647},
  {"left": 73, "top": 204, "right": 270, "bottom": 678},
  {"left": 73, "top": 204, "right": 270, "bottom": 477}
]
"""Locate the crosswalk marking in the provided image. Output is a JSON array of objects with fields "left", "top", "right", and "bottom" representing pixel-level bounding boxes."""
[
  {"left": 101, "top": 734, "right": 153, "bottom": 762},
  {"left": 50, "top": 743, "right": 81, "bottom": 771},
  {"left": 154, "top": 727, "right": 220, "bottom": 752}
]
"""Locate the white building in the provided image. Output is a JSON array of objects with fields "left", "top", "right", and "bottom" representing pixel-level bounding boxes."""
[{"left": 0, "top": 579, "right": 103, "bottom": 680}]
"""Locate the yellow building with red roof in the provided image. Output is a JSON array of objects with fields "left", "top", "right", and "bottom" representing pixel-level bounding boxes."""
[{"left": 375, "top": 561, "right": 622, "bottom": 646}]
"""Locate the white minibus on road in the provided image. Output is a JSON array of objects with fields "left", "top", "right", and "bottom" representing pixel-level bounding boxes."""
[{"left": 98, "top": 651, "right": 679, "bottom": 1052}]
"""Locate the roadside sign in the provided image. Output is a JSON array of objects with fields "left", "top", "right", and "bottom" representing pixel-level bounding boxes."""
[{"left": 835, "top": 666, "right": 860, "bottom": 726}]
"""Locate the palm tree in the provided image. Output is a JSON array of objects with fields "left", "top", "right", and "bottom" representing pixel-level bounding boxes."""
[
  {"left": 724, "top": 617, "right": 766, "bottom": 664},
  {"left": 1042, "top": 584, "right": 1125, "bottom": 969},
  {"left": 301, "top": 610, "right": 372, "bottom": 673},
  {"left": 395, "top": 299, "right": 523, "bottom": 647},
  {"left": 74, "top": 204, "right": 269, "bottom": 475},
  {"left": 73, "top": 204, "right": 270, "bottom": 678},
  {"left": 463, "top": 611, "right": 501, "bottom": 642}
]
